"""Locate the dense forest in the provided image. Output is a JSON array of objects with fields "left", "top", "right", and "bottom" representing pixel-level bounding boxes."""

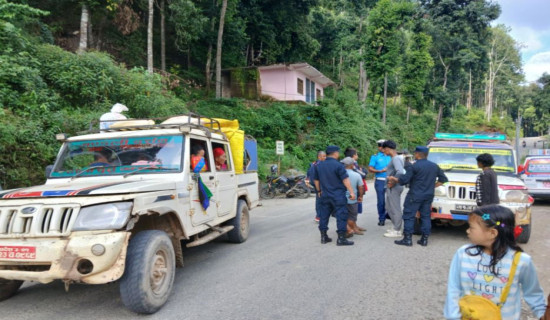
[{"left": 1, "top": 0, "right": 549, "bottom": 188}]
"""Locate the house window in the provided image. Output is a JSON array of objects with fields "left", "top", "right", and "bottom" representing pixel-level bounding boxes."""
[
  {"left": 297, "top": 78, "right": 304, "bottom": 95},
  {"left": 316, "top": 89, "right": 321, "bottom": 100}
]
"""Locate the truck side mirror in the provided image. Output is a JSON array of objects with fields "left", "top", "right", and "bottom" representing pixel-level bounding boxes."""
[{"left": 45, "top": 165, "right": 54, "bottom": 178}]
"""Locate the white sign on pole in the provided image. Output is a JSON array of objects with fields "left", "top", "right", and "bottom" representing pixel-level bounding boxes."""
[{"left": 276, "top": 140, "right": 285, "bottom": 155}]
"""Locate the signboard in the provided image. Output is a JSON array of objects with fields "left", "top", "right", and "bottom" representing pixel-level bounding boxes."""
[{"left": 276, "top": 141, "right": 284, "bottom": 155}]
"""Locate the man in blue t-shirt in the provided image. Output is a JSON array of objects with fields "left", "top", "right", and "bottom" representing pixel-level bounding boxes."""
[{"left": 368, "top": 139, "right": 391, "bottom": 226}]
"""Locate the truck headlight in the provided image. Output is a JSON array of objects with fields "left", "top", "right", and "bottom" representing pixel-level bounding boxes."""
[
  {"left": 435, "top": 186, "right": 447, "bottom": 197},
  {"left": 501, "top": 190, "right": 527, "bottom": 203},
  {"left": 73, "top": 202, "right": 132, "bottom": 231}
]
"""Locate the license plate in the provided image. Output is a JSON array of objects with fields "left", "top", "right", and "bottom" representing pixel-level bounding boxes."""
[
  {"left": 0, "top": 246, "right": 36, "bottom": 260},
  {"left": 455, "top": 204, "right": 476, "bottom": 211}
]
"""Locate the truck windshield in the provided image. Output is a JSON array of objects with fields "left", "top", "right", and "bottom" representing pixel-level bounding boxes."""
[
  {"left": 526, "top": 158, "right": 550, "bottom": 173},
  {"left": 51, "top": 135, "right": 184, "bottom": 178},
  {"left": 427, "top": 147, "right": 515, "bottom": 173}
]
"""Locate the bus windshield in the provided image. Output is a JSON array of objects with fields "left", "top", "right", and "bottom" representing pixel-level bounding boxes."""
[
  {"left": 51, "top": 135, "right": 184, "bottom": 178},
  {"left": 427, "top": 147, "right": 515, "bottom": 173}
]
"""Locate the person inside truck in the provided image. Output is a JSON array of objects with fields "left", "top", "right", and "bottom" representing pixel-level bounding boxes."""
[
  {"left": 213, "top": 147, "right": 228, "bottom": 171},
  {"left": 89, "top": 150, "right": 112, "bottom": 167},
  {"left": 191, "top": 144, "right": 208, "bottom": 172}
]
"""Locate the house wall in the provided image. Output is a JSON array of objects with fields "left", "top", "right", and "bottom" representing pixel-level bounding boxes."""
[{"left": 259, "top": 68, "right": 324, "bottom": 102}]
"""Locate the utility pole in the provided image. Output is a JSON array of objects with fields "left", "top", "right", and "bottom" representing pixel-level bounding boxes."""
[{"left": 515, "top": 115, "right": 522, "bottom": 166}]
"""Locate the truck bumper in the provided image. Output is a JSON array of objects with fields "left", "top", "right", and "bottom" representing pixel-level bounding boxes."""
[
  {"left": 0, "top": 231, "right": 129, "bottom": 284},
  {"left": 431, "top": 200, "right": 532, "bottom": 225}
]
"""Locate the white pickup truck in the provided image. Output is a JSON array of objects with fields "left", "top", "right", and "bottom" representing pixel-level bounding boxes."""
[{"left": 0, "top": 114, "right": 259, "bottom": 313}]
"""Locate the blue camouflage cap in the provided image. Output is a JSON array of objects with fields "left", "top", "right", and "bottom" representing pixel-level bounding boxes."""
[
  {"left": 414, "top": 146, "right": 429, "bottom": 153},
  {"left": 326, "top": 145, "right": 340, "bottom": 154}
]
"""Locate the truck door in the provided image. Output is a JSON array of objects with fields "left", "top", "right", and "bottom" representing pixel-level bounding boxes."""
[
  {"left": 212, "top": 142, "right": 236, "bottom": 216},
  {"left": 189, "top": 138, "right": 218, "bottom": 226}
]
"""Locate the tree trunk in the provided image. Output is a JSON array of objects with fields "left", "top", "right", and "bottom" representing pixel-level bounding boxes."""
[
  {"left": 160, "top": 0, "right": 166, "bottom": 72},
  {"left": 467, "top": 69, "right": 472, "bottom": 111},
  {"left": 383, "top": 73, "right": 388, "bottom": 125},
  {"left": 87, "top": 11, "right": 93, "bottom": 49},
  {"left": 147, "top": 0, "right": 154, "bottom": 74},
  {"left": 407, "top": 105, "right": 411, "bottom": 123},
  {"left": 362, "top": 76, "right": 369, "bottom": 102},
  {"left": 205, "top": 0, "right": 216, "bottom": 92},
  {"left": 357, "top": 15, "right": 365, "bottom": 101},
  {"left": 435, "top": 54, "right": 449, "bottom": 133},
  {"left": 358, "top": 58, "right": 364, "bottom": 100},
  {"left": 215, "top": 0, "right": 228, "bottom": 99},
  {"left": 77, "top": 4, "right": 89, "bottom": 54},
  {"left": 338, "top": 50, "right": 344, "bottom": 87}
]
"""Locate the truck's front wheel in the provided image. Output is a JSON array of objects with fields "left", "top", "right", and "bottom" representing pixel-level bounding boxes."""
[
  {"left": 227, "top": 199, "right": 249, "bottom": 243},
  {"left": 0, "top": 279, "right": 23, "bottom": 301},
  {"left": 516, "top": 224, "right": 531, "bottom": 244},
  {"left": 120, "top": 230, "right": 176, "bottom": 314}
]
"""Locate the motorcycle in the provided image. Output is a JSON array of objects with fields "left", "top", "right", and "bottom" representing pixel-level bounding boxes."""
[{"left": 260, "top": 165, "right": 311, "bottom": 199}]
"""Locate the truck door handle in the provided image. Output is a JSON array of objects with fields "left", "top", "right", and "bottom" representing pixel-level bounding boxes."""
[{"left": 209, "top": 176, "right": 215, "bottom": 180}]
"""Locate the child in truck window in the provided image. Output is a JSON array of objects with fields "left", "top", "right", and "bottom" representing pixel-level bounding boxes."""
[
  {"left": 191, "top": 145, "right": 208, "bottom": 172},
  {"left": 444, "top": 205, "right": 547, "bottom": 319}
]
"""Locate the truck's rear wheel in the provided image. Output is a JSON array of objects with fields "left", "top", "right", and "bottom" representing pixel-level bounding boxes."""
[
  {"left": 0, "top": 279, "right": 23, "bottom": 301},
  {"left": 227, "top": 199, "right": 249, "bottom": 243},
  {"left": 516, "top": 224, "right": 531, "bottom": 244},
  {"left": 120, "top": 230, "right": 175, "bottom": 314}
]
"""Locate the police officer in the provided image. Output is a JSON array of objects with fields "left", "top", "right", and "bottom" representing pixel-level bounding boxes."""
[
  {"left": 387, "top": 146, "right": 448, "bottom": 247},
  {"left": 313, "top": 145, "right": 356, "bottom": 246}
]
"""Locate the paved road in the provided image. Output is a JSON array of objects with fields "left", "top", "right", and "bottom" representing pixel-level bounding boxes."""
[{"left": 2, "top": 189, "right": 549, "bottom": 320}]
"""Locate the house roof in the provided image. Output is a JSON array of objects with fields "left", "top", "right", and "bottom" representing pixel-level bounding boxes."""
[{"left": 257, "top": 63, "right": 335, "bottom": 88}]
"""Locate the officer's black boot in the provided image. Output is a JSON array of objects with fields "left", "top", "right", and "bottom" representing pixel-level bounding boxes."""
[
  {"left": 320, "top": 231, "right": 332, "bottom": 244},
  {"left": 417, "top": 234, "right": 429, "bottom": 247},
  {"left": 337, "top": 232, "right": 354, "bottom": 246},
  {"left": 394, "top": 233, "right": 413, "bottom": 247}
]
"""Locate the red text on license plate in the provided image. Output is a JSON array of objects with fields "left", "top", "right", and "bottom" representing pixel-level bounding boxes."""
[{"left": 0, "top": 246, "right": 36, "bottom": 260}]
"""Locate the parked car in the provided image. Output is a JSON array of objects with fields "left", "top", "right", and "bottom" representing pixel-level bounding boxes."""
[
  {"left": 519, "top": 155, "right": 550, "bottom": 200},
  {"left": 0, "top": 113, "right": 259, "bottom": 314}
]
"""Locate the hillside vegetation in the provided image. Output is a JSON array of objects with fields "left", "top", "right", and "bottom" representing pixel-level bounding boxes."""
[{"left": 1, "top": 0, "right": 549, "bottom": 188}]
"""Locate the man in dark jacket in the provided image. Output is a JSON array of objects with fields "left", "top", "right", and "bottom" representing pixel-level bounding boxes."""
[
  {"left": 475, "top": 153, "right": 500, "bottom": 206},
  {"left": 313, "top": 146, "right": 356, "bottom": 246},
  {"left": 387, "top": 146, "right": 448, "bottom": 247}
]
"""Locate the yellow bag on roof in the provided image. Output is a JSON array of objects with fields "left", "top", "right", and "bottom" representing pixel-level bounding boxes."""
[
  {"left": 222, "top": 128, "right": 245, "bottom": 174},
  {"left": 214, "top": 118, "right": 240, "bottom": 130}
]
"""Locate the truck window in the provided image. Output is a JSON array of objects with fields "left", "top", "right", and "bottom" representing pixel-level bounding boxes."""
[
  {"left": 51, "top": 135, "right": 184, "bottom": 178},
  {"left": 190, "top": 139, "right": 212, "bottom": 172},
  {"left": 212, "top": 142, "right": 232, "bottom": 171},
  {"left": 427, "top": 147, "right": 515, "bottom": 173}
]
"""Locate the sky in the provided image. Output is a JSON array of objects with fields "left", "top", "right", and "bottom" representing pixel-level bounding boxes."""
[{"left": 494, "top": 0, "right": 550, "bottom": 83}]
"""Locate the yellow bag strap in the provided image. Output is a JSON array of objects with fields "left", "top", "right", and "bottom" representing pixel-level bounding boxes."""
[{"left": 499, "top": 251, "right": 521, "bottom": 307}]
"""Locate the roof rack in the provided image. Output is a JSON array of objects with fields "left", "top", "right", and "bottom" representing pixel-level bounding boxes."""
[{"left": 81, "top": 112, "right": 223, "bottom": 136}]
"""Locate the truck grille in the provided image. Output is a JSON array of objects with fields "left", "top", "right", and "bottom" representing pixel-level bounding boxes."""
[
  {"left": 0, "top": 205, "right": 80, "bottom": 237},
  {"left": 448, "top": 186, "right": 477, "bottom": 201}
]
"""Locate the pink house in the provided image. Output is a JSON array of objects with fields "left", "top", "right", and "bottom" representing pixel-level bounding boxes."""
[{"left": 221, "top": 63, "right": 334, "bottom": 103}]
